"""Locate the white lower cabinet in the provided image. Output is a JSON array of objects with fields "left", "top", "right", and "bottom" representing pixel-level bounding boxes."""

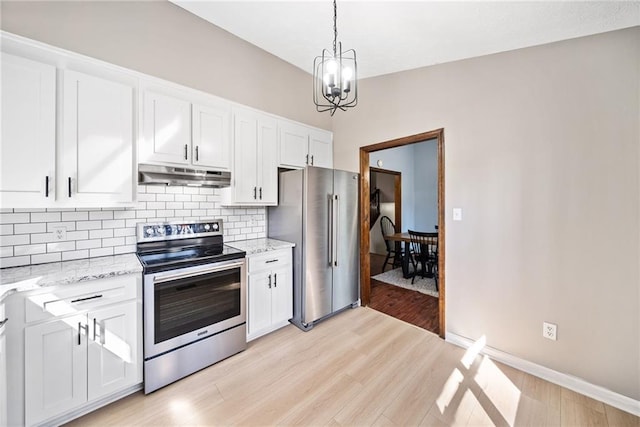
[
  {"left": 0, "top": 305, "right": 7, "bottom": 427},
  {"left": 7, "top": 275, "right": 142, "bottom": 426},
  {"left": 247, "top": 249, "right": 293, "bottom": 341}
]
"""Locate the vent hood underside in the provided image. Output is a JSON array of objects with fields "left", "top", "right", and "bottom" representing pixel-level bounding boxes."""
[{"left": 138, "top": 164, "right": 231, "bottom": 188}]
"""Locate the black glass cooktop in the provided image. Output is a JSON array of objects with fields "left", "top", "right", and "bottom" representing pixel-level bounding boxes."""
[{"left": 137, "top": 243, "right": 245, "bottom": 273}]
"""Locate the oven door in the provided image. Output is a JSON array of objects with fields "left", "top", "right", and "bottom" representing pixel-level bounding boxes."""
[{"left": 143, "top": 258, "right": 246, "bottom": 358}]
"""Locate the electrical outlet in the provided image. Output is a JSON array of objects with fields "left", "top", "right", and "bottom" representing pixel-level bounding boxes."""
[
  {"left": 543, "top": 322, "right": 557, "bottom": 341},
  {"left": 53, "top": 226, "right": 67, "bottom": 241},
  {"left": 249, "top": 217, "right": 256, "bottom": 226}
]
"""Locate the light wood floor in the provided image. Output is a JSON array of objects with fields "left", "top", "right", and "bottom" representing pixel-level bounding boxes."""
[{"left": 68, "top": 308, "right": 638, "bottom": 426}]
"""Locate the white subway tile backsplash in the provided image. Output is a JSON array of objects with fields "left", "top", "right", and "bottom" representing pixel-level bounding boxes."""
[
  {"left": 47, "top": 241, "right": 76, "bottom": 252},
  {"left": 89, "top": 211, "right": 114, "bottom": 220},
  {"left": 62, "top": 250, "right": 89, "bottom": 261},
  {"left": 14, "top": 223, "right": 47, "bottom": 234},
  {"left": 90, "top": 247, "right": 114, "bottom": 257},
  {"left": 77, "top": 220, "right": 102, "bottom": 230},
  {"left": 0, "top": 234, "right": 30, "bottom": 246},
  {"left": 62, "top": 211, "right": 89, "bottom": 221},
  {"left": 47, "top": 222, "right": 76, "bottom": 232},
  {"left": 0, "top": 256, "right": 30, "bottom": 268},
  {"left": 89, "top": 229, "right": 113, "bottom": 239},
  {"left": 32, "top": 252, "right": 62, "bottom": 264},
  {"left": 113, "top": 228, "right": 135, "bottom": 237},
  {"left": 114, "top": 210, "right": 136, "bottom": 220},
  {"left": 0, "top": 187, "right": 267, "bottom": 268},
  {"left": 76, "top": 239, "right": 102, "bottom": 250},
  {"left": 0, "top": 213, "right": 30, "bottom": 224},
  {"left": 31, "top": 212, "right": 61, "bottom": 223},
  {"left": 14, "top": 244, "right": 47, "bottom": 256},
  {"left": 102, "top": 219, "right": 125, "bottom": 229},
  {"left": 31, "top": 233, "right": 56, "bottom": 244},
  {"left": 102, "top": 237, "right": 125, "bottom": 247}
]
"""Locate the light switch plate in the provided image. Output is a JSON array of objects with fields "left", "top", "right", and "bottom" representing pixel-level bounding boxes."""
[{"left": 453, "top": 208, "right": 463, "bottom": 221}]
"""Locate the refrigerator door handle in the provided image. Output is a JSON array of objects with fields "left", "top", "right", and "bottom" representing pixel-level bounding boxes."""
[
  {"left": 333, "top": 194, "right": 339, "bottom": 266},
  {"left": 328, "top": 195, "right": 334, "bottom": 266}
]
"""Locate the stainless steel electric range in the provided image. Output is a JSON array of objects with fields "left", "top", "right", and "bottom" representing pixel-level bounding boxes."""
[{"left": 136, "top": 219, "right": 246, "bottom": 394}]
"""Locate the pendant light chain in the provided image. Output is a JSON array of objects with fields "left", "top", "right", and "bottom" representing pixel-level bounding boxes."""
[{"left": 333, "top": 0, "right": 338, "bottom": 57}]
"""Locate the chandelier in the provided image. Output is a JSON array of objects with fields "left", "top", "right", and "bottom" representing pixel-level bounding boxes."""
[{"left": 313, "top": 0, "right": 358, "bottom": 115}]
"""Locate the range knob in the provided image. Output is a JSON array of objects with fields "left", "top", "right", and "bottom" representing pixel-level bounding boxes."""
[
  {"left": 146, "top": 227, "right": 154, "bottom": 236},
  {"left": 212, "top": 223, "right": 219, "bottom": 231},
  {"left": 204, "top": 224, "right": 210, "bottom": 231}
]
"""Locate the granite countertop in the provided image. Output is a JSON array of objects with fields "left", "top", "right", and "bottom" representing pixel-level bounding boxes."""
[
  {"left": 0, "top": 253, "right": 142, "bottom": 302},
  {"left": 228, "top": 238, "right": 295, "bottom": 256}
]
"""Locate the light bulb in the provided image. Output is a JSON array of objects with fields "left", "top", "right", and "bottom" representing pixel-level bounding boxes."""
[
  {"left": 325, "top": 59, "right": 338, "bottom": 73},
  {"left": 342, "top": 66, "right": 353, "bottom": 80}
]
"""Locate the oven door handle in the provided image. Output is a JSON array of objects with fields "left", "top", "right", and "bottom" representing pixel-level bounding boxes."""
[{"left": 153, "top": 260, "right": 245, "bottom": 284}]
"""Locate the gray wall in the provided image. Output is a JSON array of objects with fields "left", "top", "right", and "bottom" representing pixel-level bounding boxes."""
[
  {"left": 413, "top": 141, "right": 438, "bottom": 232},
  {"left": 335, "top": 27, "right": 640, "bottom": 400},
  {"left": 370, "top": 145, "right": 415, "bottom": 230},
  {"left": 0, "top": 0, "right": 331, "bottom": 130}
]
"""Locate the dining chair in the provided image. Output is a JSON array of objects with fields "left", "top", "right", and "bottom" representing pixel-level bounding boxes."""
[
  {"left": 380, "top": 216, "right": 402, "bottom": 273},
  {"left": 408, "top": 230, "right": 438, "bottom": 290}
]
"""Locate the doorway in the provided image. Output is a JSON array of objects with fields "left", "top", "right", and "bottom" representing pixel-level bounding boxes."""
[{"left": 359, "top": 129, "right": 445, "bottom": 338}]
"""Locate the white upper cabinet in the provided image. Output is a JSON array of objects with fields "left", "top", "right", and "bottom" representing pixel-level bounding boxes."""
[
  {"left": 278, "top": 120, "right": 333, "bottom": 169},
  {"left": 61, "top": 70, "right": 134, "bottom": 205},
  {"left": 140, "top": 87, "right": 232, "bottom": 171},
  {"left": 141, "top": 90, "right": 191, "bottom": 166},
  {"left": 192, "top": 102, "right": 231, "bottom": 171},
  {"left": 224, "top": 107, "right": 277, "bottom": 205},
  {"left": 0, "top": 53, "right": 56, "bottom": 207}
]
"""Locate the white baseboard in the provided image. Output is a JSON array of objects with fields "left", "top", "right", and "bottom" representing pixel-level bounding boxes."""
[{"left": 446, "top": 332, "right": 640, "bottom": 417}]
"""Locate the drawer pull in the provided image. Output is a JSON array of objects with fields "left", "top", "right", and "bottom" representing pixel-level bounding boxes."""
[
  {"left": 268, "top": 274, "right": 272, "bottom": 289},
  {"left": 71, "top": 294, "right": 103, "bottom": 304},
  {"left": 265, "top": 259, "right": 278, "bottom": 264},
  {"left": 274, "top": 273, "right": 277, "bottom": 287}
]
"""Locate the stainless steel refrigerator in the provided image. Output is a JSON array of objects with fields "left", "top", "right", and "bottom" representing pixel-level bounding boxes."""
[{"left": 268, "top": 166, "right": 360, "bottom": 331}]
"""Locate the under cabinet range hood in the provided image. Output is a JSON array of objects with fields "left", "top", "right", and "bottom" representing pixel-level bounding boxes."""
[{"left": 138, "top": 164, "right": 231, "bottom": 188}]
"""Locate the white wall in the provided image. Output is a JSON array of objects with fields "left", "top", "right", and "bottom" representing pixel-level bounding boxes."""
[{"left": 334, "top": 28, "right": 640, "bottom": 401}]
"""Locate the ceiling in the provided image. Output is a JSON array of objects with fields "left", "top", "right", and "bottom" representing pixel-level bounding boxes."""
[{"left": 171, "top": 1, "right": 639, "bottom": 79}]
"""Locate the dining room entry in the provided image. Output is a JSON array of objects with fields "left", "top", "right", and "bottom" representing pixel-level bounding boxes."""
[{"left": 359, "top": 129, "right": 446, "bottom": 337}]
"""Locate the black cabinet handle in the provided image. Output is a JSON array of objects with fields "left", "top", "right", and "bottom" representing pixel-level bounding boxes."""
[
  {"left": 266, "top": 259, "right": 278, "bottom": 264},
  {"left": 306, "top": 154, "right": 309, "bottom": 165},
  {"left": 274, "top": 273, "right": 277, "bottom": 287},
  {"left": 68, "top": 177, "right": 72, "bottom": 197},
  {"left": 259, "top": 187, "right": 262, "bottom": 199},
  {"left": 45, "top": 176, "right": 49, "bottom": 198},
  {"left": 71, "top": 294, "right": 103, "bottom": 303},
  {"left": 311, "top": 155, "right": 314, "bottom": 165},
  {"left": 268, "top": 274, "right": 272, "bottom": 288},
  {"left": 195, "top": 146, "right": 199, "bottom": 162},
  {"left": 253, "top": 187, "right": 257, "bottom": 199},
  {"left": 184, "top": 144, "right": 188, "bottom": 160},
  {"left": 78, "top": 322, "right": 82, "bottom": 345},
  {"left": 0, "top": 318, "right": 8, "bottom": 328}
]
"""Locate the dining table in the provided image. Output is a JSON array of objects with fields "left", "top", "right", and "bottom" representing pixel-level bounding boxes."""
[{"left": 385, "top": 232, "right": 438, "bottom": 279}]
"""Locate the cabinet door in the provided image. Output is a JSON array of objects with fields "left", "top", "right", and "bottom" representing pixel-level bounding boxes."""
[
  {"left": 0, "top": 314, "right": 6, "bottom": 427},
  {"left": 248, "top": 270, "right": 272, "bottom": 338},
  {"left": 258, "top": 116, "right": 278, "bottom": 205},
  {"left": 192, "top": 102, "right": 231, "bottom": 170},
  {"left": 233, "top": 109, "right": 259, "bottom": 203},
  {"left": 25, "top": 316, "right": 87, "bottom": 426},
  {"left": 309, "top": 129, "right": 333, "bottom": 168},
  {"left": 278, "top": 121, "right": 308, "bottom": 169},
  {"left": 271, "top": 266, "right": 293, "bottom": 325},
  {"left": 141, "top": 91, "right": 191, "bottom": 165},
  {"left": 62, "top": 70, "right": 134, "bottom": 204},
  {"left": 0, "top": 53, "right": 56, "bottom": 207},
  {"left": 88, "top": 301, "right": 139, "bottom": 401}
]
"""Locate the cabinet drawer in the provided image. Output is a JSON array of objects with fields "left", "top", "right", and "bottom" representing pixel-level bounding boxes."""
[
  {"left": 24, "top": 275, "right": 139, "bottom": 324},
  {"left": 247, "top": 249, "right": 292, "bottom": 273}
]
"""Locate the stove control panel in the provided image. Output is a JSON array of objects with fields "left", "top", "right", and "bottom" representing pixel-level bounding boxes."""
[{"left": 137, "top": 220, "right": 222, "bottom": 242}]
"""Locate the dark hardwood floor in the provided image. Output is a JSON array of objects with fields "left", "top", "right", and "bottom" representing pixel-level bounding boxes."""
[{"left": 368, "top": 253, "right": 439, "bottom": 335}]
